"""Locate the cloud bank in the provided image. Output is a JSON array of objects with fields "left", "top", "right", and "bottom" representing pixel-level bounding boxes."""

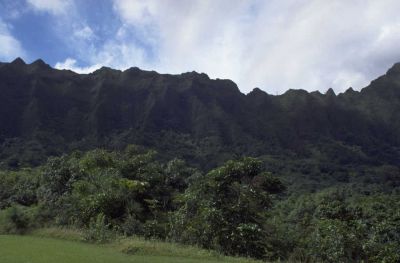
[
  {"left": 4, "top": 0, "right": 400, "bottom": 94},
  {"left": 0, "top": 20, "right": 25, "bottom": 61},
  {"left": 108, "top": 0, "right": 400, "bottom": 94}
]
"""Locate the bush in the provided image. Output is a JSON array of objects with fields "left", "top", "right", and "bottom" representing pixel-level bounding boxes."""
[
  {"left": 143, "top": 219, "right": 168, "bottom": 240},
  {"left": 308, "top": 219, "right": 364, "bottom": 262},
  {"left": 83, "top": 213, "right": 116, "bottom": 243},
  {"left": 121, "top": 214, "right": 144, "bottom": 236},
  {"left": 0, "top": 205, "right": 31, "bottom": 234}
]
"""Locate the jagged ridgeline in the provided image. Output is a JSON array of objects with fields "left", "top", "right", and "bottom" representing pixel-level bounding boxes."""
[{"left": 1, "top": 58, "right": 400, "bottom": 172}]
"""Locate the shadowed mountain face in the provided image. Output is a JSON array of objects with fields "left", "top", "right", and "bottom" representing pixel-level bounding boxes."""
[{"left": 1, "top": 58, "right": 400, "bottom": 169}]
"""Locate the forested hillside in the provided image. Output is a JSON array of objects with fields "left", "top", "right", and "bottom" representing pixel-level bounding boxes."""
[
  {"left": 0, "top": 59, "right": 399, "bottom": 262},
  {"left": 1, "top": 58, "right": 400, "bottom": 171}
]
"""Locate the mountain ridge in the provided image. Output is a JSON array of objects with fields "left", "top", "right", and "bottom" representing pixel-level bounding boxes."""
[
  {"left": 5, "top": 57, "right": 371, "bottom": 96},
  {"left": 0, "top": 58, "right": 400, "bottom": 171}
]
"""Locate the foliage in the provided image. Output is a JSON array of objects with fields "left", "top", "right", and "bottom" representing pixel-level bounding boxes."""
[
  {"left": 171, "top": 157, "right": 285, "bottom": 259},
  {"left": 0, "top": 146, "right": 399, "bottom": 262},
  {"left": 0, "top": 168, "right": 40, "bottom": 209},
  {"left": 268, "top": 188, "right": 400, "bottom": 262},
  {"left": 83, "top": 213, "right": 116, "bottom": 244},
  {"left": 0, "top": 205, "right": 32, "bottom": 234}
]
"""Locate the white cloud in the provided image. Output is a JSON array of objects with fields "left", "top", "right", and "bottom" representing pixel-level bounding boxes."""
[
  {"left": 73, "top": 25, "right": 95, "bottom": 41},
  {"left": 113, "top": 0, "right": 158, "bottom": 26},
  {"left": 54, "top": 58, "right": 101, "bottom": 73},
  {"left": 54, "top": 37, "right": 149, "bottom": 73},
  {"left": 27, "top": 0, "right": 71, "bottom": 15},
  {"left": 109, "top": 0, "right": 400, "bottom": 94},
  {"left": 49, "top": 0, "right": 400, "bottom": 94},
  {"left": 0, "top": 20, "right": 25, "bottom": 61},
  {"left": 89, "top": 41, "right": 148, "bottom": 70}
]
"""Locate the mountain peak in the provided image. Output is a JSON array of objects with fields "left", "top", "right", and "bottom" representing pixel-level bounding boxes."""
[
  {"left": 31, "top": 59, "right": 47, "bottom": 66},
  {"left": 248, "top": 87, "right": 268, "bottom": 96},
  {"left": 284, "top": 89, "right": 309, "bottom": 97},
  {"left": 325, "top": 88, "right": 336, "bottom": 96},
  {"left": 345, "top": 87, "right": 356, "bottom": 93},
  {"left": 92, "top": 66, "right": 121, "bottom": 75},
  {"left": 11, "top": 57, "right": 26, "bottom": 66},
  {"left": 386, "top": 62, "right": 400, "bottom": 76},
  {"left": 124, "top": 67, "right": 141, "bottom": 73},
  {"left": 181, "top": 71, "right": 210, "bottom": 80},
  {"left": 29, "top": 59, "right": 51, "bottom": 70}
]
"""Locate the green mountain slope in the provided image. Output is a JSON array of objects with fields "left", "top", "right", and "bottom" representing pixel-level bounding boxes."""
[{"left": 0, "top": 58, "right": 399, "bottom": 172}]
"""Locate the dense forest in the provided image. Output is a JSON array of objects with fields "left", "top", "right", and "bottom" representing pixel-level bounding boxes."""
[
  {"left": 0, "top": 59, "right": 399, "bottom": 262},
  {"left": 1, "top": 147, "right": 399, "bottom": 262}
]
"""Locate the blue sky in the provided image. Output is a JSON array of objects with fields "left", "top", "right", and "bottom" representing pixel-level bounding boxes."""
[{"left": 1, "top": 0, "right": 400, "bottom": 94}]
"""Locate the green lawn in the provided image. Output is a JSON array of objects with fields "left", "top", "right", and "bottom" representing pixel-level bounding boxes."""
[{"left": 0, "top": 235, "right": 258, "bottom": 263}]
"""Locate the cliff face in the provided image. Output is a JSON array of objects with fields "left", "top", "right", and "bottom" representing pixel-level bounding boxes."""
[{"left": 1, "top": 58, "right": 400, "bottom": 168}]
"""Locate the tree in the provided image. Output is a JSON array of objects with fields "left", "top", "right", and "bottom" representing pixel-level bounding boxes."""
[{"left": 172, "top": 157, "right": 285, "bottom": 259}]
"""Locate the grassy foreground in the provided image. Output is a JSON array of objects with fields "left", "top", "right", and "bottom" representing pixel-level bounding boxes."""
[{"left": 0, "top": 233, "right": 260, "bottom": 263}]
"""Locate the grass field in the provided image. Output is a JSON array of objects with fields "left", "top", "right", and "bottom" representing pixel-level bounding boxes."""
[{"left": 0, "top": 234, "right": 260, "bottom": 263}]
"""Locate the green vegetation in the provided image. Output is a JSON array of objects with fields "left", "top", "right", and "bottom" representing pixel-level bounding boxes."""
[
  {"left": 29, "top": 227, "right": 259, "bottom": 262},
  {"left": 171, "top": 158, "right": 285, "bottom": 258},
  {"left": 0, "top": 57, "right": 400, "bottom": 263},
  {"left": 0, "top": 235, "right": 258, "bottom": 263},
  {"left": 0, "top": 146, "right": 399, "bottom": 262},
  {"left": 1, "top": 59, "right": 400, "bottom": 173},
  {"left": 268, "top": 189, "right": 400, "bottom": 262},
  {"left": 1, "top": 59, "right": 400, "bottom": 262}
]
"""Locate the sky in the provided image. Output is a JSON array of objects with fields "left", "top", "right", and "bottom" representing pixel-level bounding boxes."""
[{"left": 1, "top": 0, "right": 400, "bottom": 94}]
